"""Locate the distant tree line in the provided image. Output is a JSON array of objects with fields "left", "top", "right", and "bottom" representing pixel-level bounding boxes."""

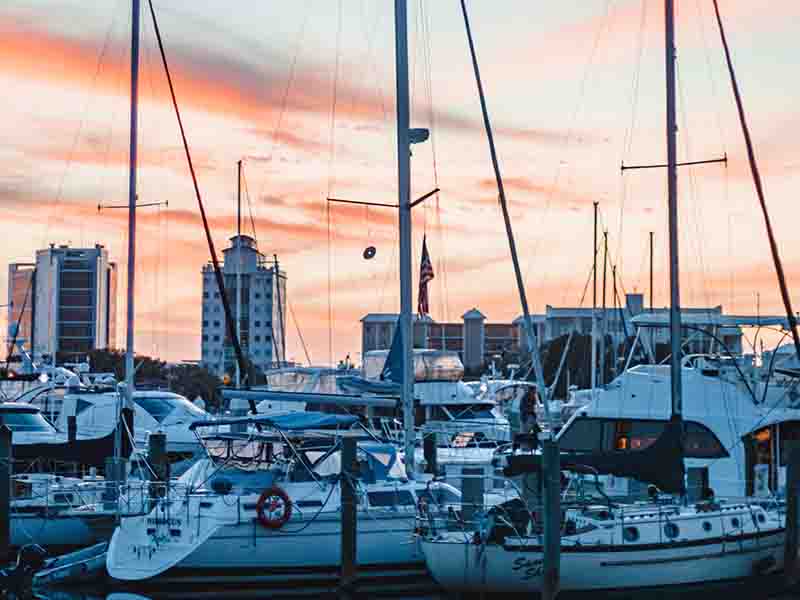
[{"left": 84, "top": 349, "right": 224, "bottom": 412}]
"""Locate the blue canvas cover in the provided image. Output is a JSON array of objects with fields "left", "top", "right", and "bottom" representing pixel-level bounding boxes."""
[{"left": 189, "top": 410, "right": 359, "bottom": 431}]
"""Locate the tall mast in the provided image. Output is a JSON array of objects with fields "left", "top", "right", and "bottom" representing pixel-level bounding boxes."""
[
  {"left": 116, "top": 0, "right": 140, "bottom": 468},
  {"left": 665, "top": 0, "right": 682, "bottom": 418},
  {"left": 649, "top": 231, "right": 654, "bottom": 310},
  {"left": 591, "top": 201, "right": 598, "bottom": 398},
  {"left": 124, "top": 0, "right": 140, "bottom": 412},
  {"left": 394, "top": 0, "right": 415, "bottom": 479},
  {"left": 600, "top": 229, "right": 608, "bottom": 386},
  {"left": 460, "top": 3, "right": 559, "bottom": 593},
  {"left": 235, "top": 160, "right": 242, "bottom": 388}
]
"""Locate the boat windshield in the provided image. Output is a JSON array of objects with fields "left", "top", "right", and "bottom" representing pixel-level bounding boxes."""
[
  {"left": 206, "top": 438, "right": 274, "bottom": 463},
  {"left": 0, "top": 409, "right": 57, "bottom": 433},
  {"left": 444, "top": 403, "right": 496, "bottom": 420},
  {"left": 136, "top": 395, "right": 206, "bottom": 423}
]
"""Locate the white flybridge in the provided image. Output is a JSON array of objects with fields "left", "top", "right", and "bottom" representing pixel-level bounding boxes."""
[{"left": 420, "top": 0, "right": 792, "bottom": 595}]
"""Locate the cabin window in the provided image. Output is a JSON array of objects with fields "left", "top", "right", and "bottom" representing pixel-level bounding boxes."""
[
  {"left": 684, "top": 422, "right": 728, "bottom": 458},
  {"left": 780, "top": 422, "right": 800, "bottom": 466},
  {"left": 558, "top": 417, "right": 728, "bottom": 459},
  {"left": 417, "top": 486, "right": 460, "bottom": 507},
  {"left": 53, "top": 493, "right": 74, "bottom": 504},
  {"left": 557, "top": 418, "right": 606, "bottom": 452},
  {"left": 367, "top": 490, "right": 415, "bottom": 507},
  {"left": 614, "top": 420, "right": 662, "bottom": 451},
  {"left": 0, "top": 410, "right": 56, "bottom": 433},
  {"left": 135, "top": 397, "right": 176, "bottom": 423}
]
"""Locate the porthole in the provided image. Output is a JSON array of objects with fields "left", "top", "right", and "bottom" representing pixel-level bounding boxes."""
[
  {"left": 623, "top": 526, "right": 639, "bottom": 542},
  {"left": 702, "top": 521, "right": 712, "bottom": 532},
  {"left": 664, "top": 522, "right": 679, "bottom": 539},
  {"left": 731, "top": 517, "right": 741, "bottom": 529},
  {"left": 757, "top": 513, "right": 766, "bottom": 524}
]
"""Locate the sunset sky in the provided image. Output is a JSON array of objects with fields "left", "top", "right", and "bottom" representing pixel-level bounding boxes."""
[{"left": 1, "top": 1, "right": 798, "bottom": 366}]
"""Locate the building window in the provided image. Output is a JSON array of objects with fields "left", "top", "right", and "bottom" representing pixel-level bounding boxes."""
[
  {"left": 213, "top": 321, "right": 220, "bottom": 327},
  {"left": 202, "top": 335, "right": 208, "bottom": 342},
  {"left": 254, "top": 335, "right": 261, "bottom": 342},
  {"left": 255, "top": 293, "right": 261, "bottom": 299},
  {"left": 254, "top": 350, "right": 260, "bottom": 356},
  {"left": 254, "top": 321, "right": 261, "bottom": 328},
  {"left": 213, "top": 335, "right": 220, "bottom": 342},
  {"left": 203, "top": 292, "right": 209, "bottom": 299},
  {"left": 214, "top": 306, "right": 220, "bottom": 312},
  {"left": 202, "top": 320, "right": 208, "bottom": 327}
]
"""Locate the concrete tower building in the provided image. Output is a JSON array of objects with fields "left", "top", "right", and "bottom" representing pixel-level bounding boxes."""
[{"left": 200, "top": 235, "right": 286, "bottom": 378}]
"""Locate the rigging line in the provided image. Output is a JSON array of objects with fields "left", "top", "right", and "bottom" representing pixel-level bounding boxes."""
[
  {"left": 713, "top": 0, "right": 800, "bottom": 365},
  {"left": 241, "top": 166, "right": 258, "bottom": 247},
  {"left": 523, "top": 0, "right": 613, "bottom": 295},
  {"left": 326, "top": 199, "right": 333, "bottom": 366},
  {"left": 327, "top": 0, "right": 343, "bottom": 199},
  {"left": 693, "top": 0, "right": 727, "bottom": 155},
  {"left": 288, "top": 301, "right": 312, "bottom": 365},
  {"left": 164, "top": 196, "right": 170, "bottom": 375},
  {"left": 617, "top": 0, "right": 648, "bottom": 279},
  {"left": 44, "top": 1, "right": 120, "bottom": 248},
  {"left": 5, "top": 273, "right": 32, "bottom": 368},
  {"left": 146, "top": 0, "right": 252, "bottom": 403},
  {"left": 676, "top": 63, "right": 713, "bottom": 314}
]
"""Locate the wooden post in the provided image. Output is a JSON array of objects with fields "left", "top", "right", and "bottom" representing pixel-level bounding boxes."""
[
  {"left": 461, "top": 466, "right": 484, "bottom": 526},
  {"left": 67, "top": 415, "right": 77, "bottom": 443},
  {"left": 542, "top": 438, "right": 561, "bottom": 600},
  {"left": 148, "top": 431, "right": 169, "bottom": 505},
  {"left": 784, "top": 442, "right": 800, "bottom": 586},
  {"left": 340, "top": 436, "right": 357, "bottom": 598},
  {"left": 0, "top": 424, "right": 11, "bottom": 562},
  {"left": 423, "top": 432, "right": 438, "bottom": 475}
]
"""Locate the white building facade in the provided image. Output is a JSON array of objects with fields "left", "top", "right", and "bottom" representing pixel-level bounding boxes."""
[{"left": 200, "top": 235, "right": 286, "bottom": 378}]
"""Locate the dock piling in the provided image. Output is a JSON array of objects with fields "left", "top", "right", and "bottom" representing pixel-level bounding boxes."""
[
  {"left": 67, "top": 415, "right": 77, "bottom": 443},
  {"left": 340, "top": 436, "right": 358, "bottom": 598},
  {"left": 784, "top": 442, "right": 800, "bottom": 585},
  {"left": 0, "top": 424, "right": 11, "bottom": 563},
  {"left": 148, "top": 431, "right": 169, "bottom": 505}
]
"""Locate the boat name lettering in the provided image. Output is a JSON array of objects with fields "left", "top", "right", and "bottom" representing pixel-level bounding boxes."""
[
  {"left": 146, "top": 518, "right": 182, "bottom": 526},
  {"left": 512, "top": 557, "right": 543, "bottom": 580}
]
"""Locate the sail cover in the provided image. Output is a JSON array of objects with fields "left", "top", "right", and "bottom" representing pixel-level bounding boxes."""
[{"left": 504, "top": 415, "right": 686, "bottom": 495}]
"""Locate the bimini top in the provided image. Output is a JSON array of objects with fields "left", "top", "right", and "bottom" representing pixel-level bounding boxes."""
[{"left": 189, "top": 410, "right": 359, "bottom": 432}]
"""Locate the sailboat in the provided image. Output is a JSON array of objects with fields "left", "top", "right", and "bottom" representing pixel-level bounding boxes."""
[{"left": 419, "top": 0, "right": 791, "bottom": 594}]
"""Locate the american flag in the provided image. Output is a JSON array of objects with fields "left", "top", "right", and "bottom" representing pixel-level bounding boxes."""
[{"left": 417, "top": 235, "right": 435, "bottom": 316}]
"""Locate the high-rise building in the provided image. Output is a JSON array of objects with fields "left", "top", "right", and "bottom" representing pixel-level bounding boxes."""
[
  {"left": 8, "top": 244, "right": 118, "bottom": 363},
  {"left": 200, "top": 235, "right": 287, "bottom": 378},
  {"left": 6, "top": 263, "right": 35, "bottom": 352}
]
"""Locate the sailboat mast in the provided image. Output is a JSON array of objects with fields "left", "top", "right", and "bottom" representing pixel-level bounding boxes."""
[
  {"left": 665, "top": 0, "right": 682, "bottom": 417},
  {"left": 235, "top": 160, "right": 242, "bottom": 388},
  {"left": 591, "top": 201, "right": 598, "bottom": 397},
  {"left": 458, "top": 0, "right": 551, "bottom": 425},
  {"left": 124, "top": 0, "right": 140, "bottom": 411},
  {"left": 394, "top": 0, "right": 415, "bottom": 479}
]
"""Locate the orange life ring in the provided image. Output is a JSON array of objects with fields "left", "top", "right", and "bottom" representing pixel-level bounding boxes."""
[{"left": 256, "top": 486, "right": 293, "bottom": 529}]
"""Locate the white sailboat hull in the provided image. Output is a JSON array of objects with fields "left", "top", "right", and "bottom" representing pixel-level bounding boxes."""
[
  {"left": 421, "top": 530, "right": 785, "bottom": 593},
  {"left": 108, "top": 500, "right": 422, "bottom": 583}
]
